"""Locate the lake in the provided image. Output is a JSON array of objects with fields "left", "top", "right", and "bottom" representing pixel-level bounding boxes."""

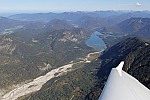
[{"left": 86, "top": 31, "right": 106, "bottom": 51}]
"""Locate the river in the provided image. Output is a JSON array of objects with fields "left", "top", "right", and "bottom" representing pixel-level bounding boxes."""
[{"left": 1, "top": 52, "right": 99, "bottom": 100}]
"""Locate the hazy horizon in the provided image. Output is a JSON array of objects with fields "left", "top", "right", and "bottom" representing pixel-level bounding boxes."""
[
  {"left": 1, "top": 10, "right": 150, "bottom": 17},
  {"left": 0, "top": 0, "right": 150, "bottom": 14}
]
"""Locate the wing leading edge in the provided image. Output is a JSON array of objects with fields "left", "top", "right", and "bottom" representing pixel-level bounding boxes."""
[{"left": 99, "top": 61, "right": 150, "bottom": 100}]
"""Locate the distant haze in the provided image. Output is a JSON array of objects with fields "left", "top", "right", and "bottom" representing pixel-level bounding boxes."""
[{"left": 0, "top": 0, "right": 149, "bottom": 13}]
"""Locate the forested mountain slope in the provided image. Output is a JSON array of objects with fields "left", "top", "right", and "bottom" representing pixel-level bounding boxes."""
[{"left": 87, "top": 37, "right": 150, "bottom": 99}]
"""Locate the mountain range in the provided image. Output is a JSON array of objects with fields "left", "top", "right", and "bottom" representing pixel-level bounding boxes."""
[
  {"left": 0, "top": 11, "right": 150, "bottom": 100},
  {"left": 117, "top": 18, "right": 150, "bottom": 36}
]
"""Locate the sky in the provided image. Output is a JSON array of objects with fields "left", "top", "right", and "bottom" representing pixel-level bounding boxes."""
[{"left": 0, "top": 0, "right": 150, "bottom": 13}]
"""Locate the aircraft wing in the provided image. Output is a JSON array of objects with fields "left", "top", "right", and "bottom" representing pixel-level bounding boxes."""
[{"left": 99, "top": 61, "right": 150, "bottom": 100}]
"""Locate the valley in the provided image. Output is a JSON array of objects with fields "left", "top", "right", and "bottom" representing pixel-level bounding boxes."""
[
  {"left": 0, "top": 10, "right": 150, "bottom": 100},
  {"left": 1, "top": 52, "right": 100, "bottom": 100}
]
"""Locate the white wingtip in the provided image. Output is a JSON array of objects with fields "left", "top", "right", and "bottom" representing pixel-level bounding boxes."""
[{"left": 116, "top": 61, "right": 124, "bottom": 76}]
